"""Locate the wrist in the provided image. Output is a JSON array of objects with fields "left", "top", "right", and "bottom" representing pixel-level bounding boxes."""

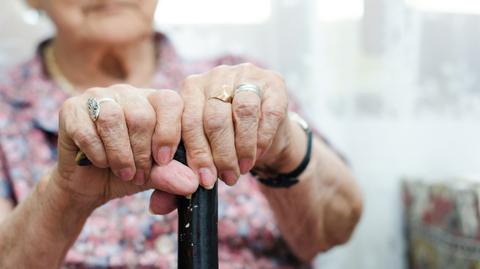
[
  {"left": 40, "top": 168, "right": 98, "bottom": 218},
  {"left": 17, "top": 170, "right": 95, "bottom": 265},
  {"left": 275, "top": 119, "right": 308, "bottom": 174},
  {"left": 257, "top": 117, "right": 308, "bottom": 174}
]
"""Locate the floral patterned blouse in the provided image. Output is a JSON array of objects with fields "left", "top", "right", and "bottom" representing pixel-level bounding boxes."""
[{"left": 0, "top": 34, "right": 310, "bottom": 268}]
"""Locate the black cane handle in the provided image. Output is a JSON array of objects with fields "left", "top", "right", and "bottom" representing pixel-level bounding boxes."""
[{"left": 75, "top": 143, "right": 219, "bottom": 269}]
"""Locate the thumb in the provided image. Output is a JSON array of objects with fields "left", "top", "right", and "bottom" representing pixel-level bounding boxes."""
[
  {"left": 149, "top": 190, "right": 177, "bottom": 215},
  {"left": 147, "top": 160, "right": 199, "bottom": 196}
]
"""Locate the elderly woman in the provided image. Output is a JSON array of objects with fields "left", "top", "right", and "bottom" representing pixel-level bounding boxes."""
[{"left": 0, "top": 1, "right": 362, "bottom": 268}]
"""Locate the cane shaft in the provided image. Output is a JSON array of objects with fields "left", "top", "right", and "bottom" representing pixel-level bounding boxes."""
[{"left": 174, "top": 144, "right": 219, "bottom": 269}]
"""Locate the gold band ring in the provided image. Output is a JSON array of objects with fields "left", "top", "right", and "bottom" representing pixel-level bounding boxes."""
[{"left": 209, "top": 85, "right": 234, "bottom": 103}]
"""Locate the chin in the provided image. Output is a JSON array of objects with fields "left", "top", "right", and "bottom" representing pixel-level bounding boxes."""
[
  {"left": 89, "top": 28, "right": 153, "bottom": 45},
  {"left": 84, "top": 14, "right": 154, "bottom": 45}
]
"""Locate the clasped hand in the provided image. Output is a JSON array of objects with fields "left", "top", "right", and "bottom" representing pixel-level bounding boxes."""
[{"left": 55, "top": 63, "right": 292, "bottom": 214}]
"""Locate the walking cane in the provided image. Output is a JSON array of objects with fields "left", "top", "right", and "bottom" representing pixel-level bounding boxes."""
[
  {"left": 174, "top": 143, "right": 218, "bottom": 269},
  {"left": 76, "top": 142, "right": 219, "bottom": 269}
]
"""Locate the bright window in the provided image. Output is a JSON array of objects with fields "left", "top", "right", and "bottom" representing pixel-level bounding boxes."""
[
  {"left": 155, "top": 0, "right": 272, "bottom": 24},
  {"left": 406, "top": 0, "right": 480, "bottom": 14},
  {"left": 317, "top": 0, "right": 364, "bottom": 21}
]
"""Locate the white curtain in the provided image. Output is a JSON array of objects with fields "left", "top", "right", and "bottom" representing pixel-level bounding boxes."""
[{"left": 2, "top": 1, "right": 480, "bottom": 269}]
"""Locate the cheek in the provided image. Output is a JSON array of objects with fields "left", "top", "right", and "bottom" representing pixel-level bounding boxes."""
[
  {"left": 55, "top": 5, "right": 157, "bottom": 44},
  {"left": 45, "top": 0, "right": 158, "bottom": 44},
  {"left": 44, "top": 0, "right": 85, "bottom": 33},
  {"left": 140, "top": 0, "right": 159, "bottom": 24}
]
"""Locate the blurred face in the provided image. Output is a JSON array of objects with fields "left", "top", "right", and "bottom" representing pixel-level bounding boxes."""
[{"left": 30, "top": 0, "right": 158, "bottom": 44}]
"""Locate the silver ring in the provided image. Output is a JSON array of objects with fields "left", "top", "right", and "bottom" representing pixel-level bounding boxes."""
[
  {"left": 87, "top": 97, "right": 116, "bottom": 122},
  {"left": 234, "top": 83, "right": 262, "bottom": 98}
]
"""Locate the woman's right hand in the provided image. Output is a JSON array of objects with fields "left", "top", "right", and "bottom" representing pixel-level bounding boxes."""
[{"left": 53, "top": 84, "right": 199, "bottom": 213}]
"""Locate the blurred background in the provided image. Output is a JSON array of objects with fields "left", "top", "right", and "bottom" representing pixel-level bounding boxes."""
[{"left": 2, "top": 0, "right": 480, "bottom": 268}]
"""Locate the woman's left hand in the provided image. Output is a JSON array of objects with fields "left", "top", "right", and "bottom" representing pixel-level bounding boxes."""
[{"left": 179, "top": 63, "right": 293, "bottom": 188}]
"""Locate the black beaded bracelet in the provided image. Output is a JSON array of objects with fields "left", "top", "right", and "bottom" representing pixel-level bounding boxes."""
[{"left": 254, "top": 115, "right": 313, "bottom": 188}]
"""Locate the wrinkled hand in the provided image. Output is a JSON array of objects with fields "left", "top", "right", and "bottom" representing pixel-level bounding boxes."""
[
  {"left": 55, "top": 85, "right": 198, "bottom": 214},
  {"left": 180, "top": 63, "right": 292, "bottom": 188}
]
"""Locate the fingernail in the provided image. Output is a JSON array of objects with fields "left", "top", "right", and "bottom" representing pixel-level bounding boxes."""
[
  {"left": 158, "top": 146, "right": 172, "bottom": 165},
  {"left": 118, "top": 168, "right": 134, "bottom": 181},
  {"left": 220, "top": 170, "right": 238, "bottom": 186},
  {"left": 199, "top": 168, "right": 216, "bottom": 189},
  {"left": 133, "top": 169, "right": 145, "bottom": 186},
  {"left": 204, "top": 184, "right": 215, "bottom": 190},
  {"left": 239, "top": 159, "right": 253, "bottom": 175}
]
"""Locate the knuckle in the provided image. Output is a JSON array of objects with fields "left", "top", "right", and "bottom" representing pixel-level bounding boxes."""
[
  {"left": 188, "top": 146, "right": 211, "bottom": 161},
  {"left": 84, "top": 87, "right": 104, "bottom": 96},
  {"left": 211, "top": 147, "right": 236, "bottom": 166},
  {"left": 182, "top": 118, "right": 200, "bottom": 137},
  {"left": 257, "top": 132, "right": 272, "bottom": 147},
  {"left": 182, "top": 75, "right": 203, "bottom": 90},
  {"left": 129, "top": 130, "right": 152, "bottom": 148},
  {"left": 181, "top": 79, "right": 204, "bottom": 96},
  {"left": 210, "top": 64, "right": 230, "bottom": 74},
  {"left": 236, "top": 144, "right": 256, "bottom": 159},
  {"left": 271, "top": 80, "right": 287, "bottom": 94},
  {"left": 60, "top": 97, "right": 77, "bottom": 112},
  {"left": 109, "top": 83, "right": 135, "bottom": 93},
  {"left": 236, "top": 128, "right": 256, "bottom": 143},
  {"left": 234, "top": 101, "right": 259, "bottom": 119},
  {"left": 97, "top": 106, "right": 123, "bottom": 130},
  {"left": 185, "top": 74, "right": 202, "bottom": 81},
  {"left": 156, "top": 125, "right": 181, "bottom": 144},
  {"left": 263, "top": 106, "right": 286, "bottom": 123},
  {"left": 127, "top": 108, "right": 155, "bottom": 130},
  {"left": 73, "top": 130, "right": 98, "bottom": 149},
  {"left": 270, "top": 81, "right": 288, "bottom": 99},
  {"left": 238, "top": 62, "right": 257, "bottom": 70},
  {"left": 270, "top": 70, "right": 285, "bottom": 83},
  {"left": 134, "top": 153, "right": 152, "bottom": 169},
  {"left": 204, "top": 113, "right": 228, "bottom": 133},
  {"left": 105, "top": 145, "right": 132, "bottom": 167},
  {"left": 181, "top": 120, "right": 204, "bottom": 146},
  {"left": 182, "top": 113, "right": 200, "bottom": 132},
  {"left": 158, "top": 90, "right": 183, "bottom": 107},
  {"left": 213, "top": 151, "right": 232, "bottom": 164},
  {"left": 214, "top": 154, "right": 237, "bottom": 170},
  {"left": 59, "top": 98, "right": 77, "bottom": 122}
]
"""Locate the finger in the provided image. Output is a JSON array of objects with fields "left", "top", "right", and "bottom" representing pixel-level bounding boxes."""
[
  {"left": 94, "top": 97, "right": 136, "bottom": 181},
  {"left": 204, "top": 95, "right": 239, "bottom": 186},
  {"left": 59, "top": 97, "right": 109, "bottom": 169},
  {"left": 149, "top": 190, "right": 177, "bottom": 215},
  {"left": 149, "top": 90, "right": 183, "bottom": 166},
  {"left": 120, "top": 94, "right": 156, "bottom": 186},
  {"left": 147, "top": 160, "right": 199, "bottom": 195},
  {"left": 180, "top": 76, "right": 217, "bottom": 189},
  {"left": 257, "top": 79, "right": 288, "bottom": 159},
  {"left": 231, "top": 90, "right": 261, "bottom": 174}
]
